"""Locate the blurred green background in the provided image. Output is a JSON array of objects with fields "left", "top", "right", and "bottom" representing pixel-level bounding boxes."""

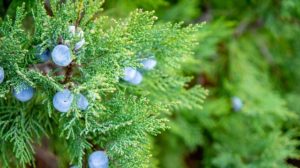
[{"left": 2, "top": 0, "right": 300, "bottom": 167}]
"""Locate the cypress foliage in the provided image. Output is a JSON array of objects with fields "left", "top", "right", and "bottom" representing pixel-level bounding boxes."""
[
  {"left": 2, "top": 0, "right": 300, "bottom": 168},
  {"left": 0, "top": 0, "right": 206, "bottom": 167}
]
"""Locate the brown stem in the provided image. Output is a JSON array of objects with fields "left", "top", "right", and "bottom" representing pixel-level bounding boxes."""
[
  {"left": 62, "top": 61, "right": 75, "bottom": 84},
  {"left": 44, "top": 0, "right": 53, "bottom": 16},
  {"left": 57, "top": 36, "right": 63, "bottom": 44}
]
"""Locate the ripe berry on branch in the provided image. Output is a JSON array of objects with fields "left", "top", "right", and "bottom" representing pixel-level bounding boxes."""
[
  {"left": 13, "top": 83, "right": 35, "bottom": 102},
  {"left": 77, "top": 94, "right": 89, "bottom": 111},
  {"left": 0, "top": 67, "right": 4, "bottom": 84},
  {"left": 88, "top": 151, "right": 109, "bottom": 168},
  {"left": 51, "top": 45, "right": 72, "bottom": 67},
  {"left": 232, "top": 96, "right": 243, "bottom": 112},
  {"left": 36, "top": 47, "right": 51, "bottom": 62},
  {"left": 122, "top": 67, "right": 143, "bottom": 85},
  {"left": 122, "top": 67, "right": 137, "bottom": 82},
  {"left": 129, "top": 70, "right": 143, "bottom": 85},
  {"left": 53, "top": 89, "right": 74, "bottom": 113},
  {"left": 141, "top": 57, "right": 157, "bottom": 70}
]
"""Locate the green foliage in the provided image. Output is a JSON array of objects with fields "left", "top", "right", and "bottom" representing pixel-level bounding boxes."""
[
  {"left": 110, "top": 0, "right": 300, "bottom": 168},
  {"left": 0, "top": 0, "right": 206, "bottom": 167},
  {"left": 158, "top": 0, "right": 300, "bottom": 167},
  {"left": 103, "top": 0, "right": 167, "bottom": 17},
  {"left": 199, "top": 37, "right": 299, "bottom": 168},
  {"left": 3, "top": 0, "right": 300, "bottom": 168}
]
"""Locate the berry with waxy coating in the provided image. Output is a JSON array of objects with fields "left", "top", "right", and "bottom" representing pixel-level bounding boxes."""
[
  {"left": 53, "top": 89, "right": 73, "bottom": 113},
  {"left": 122, "top": 67, "right": 137, "bottom": 82},
  {"left": 232, "top": 96, "right": 243, "bottom": 112},
  {"left": 88, "top": 151, "right": 109, "bottom": 168},
  {"left": 77, "top": 94, "right": 89, "bottom": 110},
  {"left": 0, "top": 67, "right": 4, "bottom": 84},
  {"left": 141, "top": 57, "right": 157, "bottom": 70},
  {"left": 13, "top": 83, "right": 35, "bottom": 102},
  {"left": 51, "top": 45, "right": 72, "bottom": 67},
  {"left": 37, "top": 48, "right": 51, "bottom": 62},
  {"left": 129, "top": 70, "right": 143, "bottom": 85}
]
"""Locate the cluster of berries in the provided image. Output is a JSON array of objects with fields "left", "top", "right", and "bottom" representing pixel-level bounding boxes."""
[
  {"left": 0, "top": 26, "right": 88, "bottom": 113},
  {"left": 53, "top": 89, "right": 89, "bottom": 112},
  {"left": 0, "top": 26, "right": 158, "bottom": 168},
  {"left": 37, "top": 25, "right": 85, "bottom": 66},
  {"left": 122, "top": 57, "right": 157, "bottom": 85}
]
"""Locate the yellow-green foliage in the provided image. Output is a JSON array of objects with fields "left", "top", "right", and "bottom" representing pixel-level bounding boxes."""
[{"left": 0, "top": 1, "right": 206, "bottom": 167}]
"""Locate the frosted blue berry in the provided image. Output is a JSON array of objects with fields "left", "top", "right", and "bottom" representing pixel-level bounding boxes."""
[
  {"left": 53, "top": 89, "right": 73, "bottom": 113},
  {"left": 38, "top": 49, "right": 51, "bottom": 62},
  {"left": 13, "top": 83, "right": 34, "bottom": 102},
  {"left": 51, "top": 45, "right": 72, "bottom": 67},
  {"left": 129, "top": 70, "right": 143, "bottom": 85},
  {"left": 141, "top": 57, "right": 157, "bottom": 70},
  {"left": 0, "top": 67, "right": 4, "bottom": 84},
  {"left": 88, "top": 151, "right": 109, "bottom": 168},
  {"left": 77, "top": 94, "right": 89, "bottom": 111},
  {"left": 122, "top": 67, "right": 137, "bottom": 82},
  {"left": 232, "top": 96, "right": 243, "bottom": 112}
]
